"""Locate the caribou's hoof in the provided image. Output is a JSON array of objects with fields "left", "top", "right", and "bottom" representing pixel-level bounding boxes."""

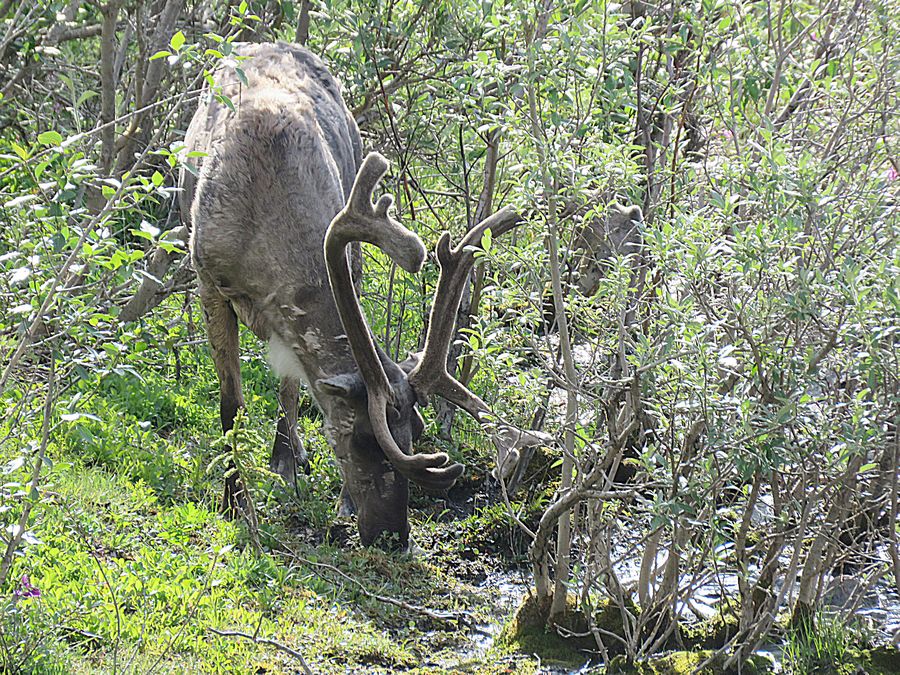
[
  {"left": 270, "top": 458, "right": 296, "bottom": 486},
  {"left": 270, "top": 437, "right": 309, "bottom": 485}
]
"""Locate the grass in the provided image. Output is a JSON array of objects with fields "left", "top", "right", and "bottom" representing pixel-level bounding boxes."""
[
  {"left": 783, "top": 612, "right": 853, "bottom": 674},
  {"left": 0, "top": 331, "right": 541, "bottom": 674},
  {"left": 780, "top": 612, "right": 900, "bottom": 675}
]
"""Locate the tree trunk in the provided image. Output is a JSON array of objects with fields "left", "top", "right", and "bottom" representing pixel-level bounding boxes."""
[
  {"left": 525, "top": 24, "right": 579, "bottom": 615},
  {"left": 295, "top": 0, "right": 312, "bottom": 45},
  {"left": 99, "top": 0, "right": 121, "bottom": 174}
]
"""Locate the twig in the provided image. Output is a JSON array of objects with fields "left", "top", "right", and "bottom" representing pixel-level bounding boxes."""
[
  {"left": 272, "top": 536, "right": 468, "bottom": 625},
  {"left": 0, "top": 356, "right": 54, "bottom": 587},
  {"left": 207, "top": 627, "right": 313, "bottom": 674}
]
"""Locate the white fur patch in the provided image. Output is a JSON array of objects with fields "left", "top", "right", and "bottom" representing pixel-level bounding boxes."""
[{"left": 268, "top": 335, "right": 306, "bottom": 381}]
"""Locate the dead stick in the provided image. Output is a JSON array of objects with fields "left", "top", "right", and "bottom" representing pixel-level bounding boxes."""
[
  {"left": 207, "top": 628, "right": 312, "bottom": 674},
  {"left": 272, "top": 535, "right": 469, "bottom": 625}
]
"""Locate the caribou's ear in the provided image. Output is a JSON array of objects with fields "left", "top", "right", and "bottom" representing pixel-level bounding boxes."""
[
  {"left": 399, "top": 352, "right": 428, "bottom": 406},
  {"left": 625, "top": 204, "right": 644, "bottom": 222},
  {"left": 316, "top": 373, "right": 366, "bottom": 399}
]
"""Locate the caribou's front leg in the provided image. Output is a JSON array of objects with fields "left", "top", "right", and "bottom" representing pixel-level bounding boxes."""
[
  {"left": 199, "top": 283, "right": 246, "bottom": 516},
  {"left": 271, "top": 377, "right": 308, "bottom": 486}
]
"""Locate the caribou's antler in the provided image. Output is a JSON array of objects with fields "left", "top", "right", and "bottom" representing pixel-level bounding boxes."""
[
  {"left": 408, "top": 209, "right": 551, "bottom": 462},
  {"left": 324, "top": 152, "right": 463, "bottom": 488}
]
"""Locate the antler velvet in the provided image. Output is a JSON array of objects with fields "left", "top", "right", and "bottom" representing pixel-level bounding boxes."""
[{"left": 324, "top": 153, "right": 462, "bottom": 488}]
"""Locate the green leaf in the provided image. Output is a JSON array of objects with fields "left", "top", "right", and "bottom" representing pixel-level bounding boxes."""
[
  {"left": 76, "top": 90, "right": 98, "bottom": 106},
  {"left": 480, "top": 228, "right": 492, "bottom": 253},
  {"left": 216, "top": 93, "right": 235, "bottom": 112},
  {"left": 158, "top": 240, "right": 187, "bottom": 254},
  {"left": 12, "top": 142, "right": 29, "bottom": 160},
  {"left": 150, "top": 50, "right": 172, "bottom": 61},
  {"left": 170, "top": 31, "right": 186, "bottom": 51},
  {"left": 151, "top": 170, "right": 164, "bottom": 187},
  {"left": 37, "top": 130, "right": 63, "bottom": 146},
  {"left": 130, "top": 229, "right": 154, "bottom": 241}
]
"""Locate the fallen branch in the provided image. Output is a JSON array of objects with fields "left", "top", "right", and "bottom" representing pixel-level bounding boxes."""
[
  {"left": 207, "top": 627, "right": 313, "bottom": 674},
  {"left": 273, "top": 536, "right": 469, "bottom": 626}
]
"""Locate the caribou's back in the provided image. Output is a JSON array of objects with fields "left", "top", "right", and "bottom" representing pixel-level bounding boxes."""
[{"left": 184, "top": 42, "right": 362, "bottom": 344}]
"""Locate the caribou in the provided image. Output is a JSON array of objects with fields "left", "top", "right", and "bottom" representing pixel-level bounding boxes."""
[{"left": 181, "top": 42, "right": 545, "bottom": 547}]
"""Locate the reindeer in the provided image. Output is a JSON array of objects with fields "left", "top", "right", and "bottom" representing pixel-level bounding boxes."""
[{"left": 181, "top": 42, "right": 545, "bottom": 547}]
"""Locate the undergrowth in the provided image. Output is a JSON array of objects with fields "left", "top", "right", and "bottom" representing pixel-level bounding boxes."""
[{"left": 0, "top": 328, "right": 534, "bottom": 673}]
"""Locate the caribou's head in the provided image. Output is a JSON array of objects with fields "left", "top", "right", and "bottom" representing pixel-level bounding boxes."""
[
  {"left": 320, "top": 152, "right": 545, "bottom": 547},
  {"left": 574, "top": 203, "right": 644, "bottom": 296}
]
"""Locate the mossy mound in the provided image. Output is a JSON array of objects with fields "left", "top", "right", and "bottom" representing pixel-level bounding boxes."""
[
  {"left": 680, "top": 605, "right": 740, "bottom": 650},
  {"left": 495, "top": 594, "right": 590, "bottom": 667},
  {"left": 846, "top": 646, "right": 900, "bottom": 674},
  {"left": 495, "top": 593, "right": 635, "bottom": 667},
  {"left": 607, "top": 650, "right": 773, "bottom": 674}
]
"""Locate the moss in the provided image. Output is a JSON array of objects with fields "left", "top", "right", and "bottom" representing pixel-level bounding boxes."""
[
  {"left": 495, "top": 594, "right": 587, "bottom": 667},
  {"left": 847, "top": 646, "right": 900, "bottom": 674},
  {"left": 607, "top": 650, "right": 773, "bottom": 674},
  {"left": 496, "top": 594, "right": 636, "bottom": 667},
  {"left": 406, "top": 658, "right": 540, "bottom": 674},
  {"left": 680, "top": 604, "right": 740, "bottom": 650}
]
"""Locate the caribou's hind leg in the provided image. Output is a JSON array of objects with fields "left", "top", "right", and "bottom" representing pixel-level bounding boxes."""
[
  {"left": 271, "top": 377, "right": 309, "bottom": 486},
  {"left": 199, "top": 282, "right": 246, "bottom": 516}
]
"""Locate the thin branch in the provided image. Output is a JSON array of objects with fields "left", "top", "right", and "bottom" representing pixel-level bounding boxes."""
[
  {"left": 0, "top": 357, "right": 54, "bottom": 587},
  {"left": 208, "top": 628, "right": 313, "bottom": 674}
]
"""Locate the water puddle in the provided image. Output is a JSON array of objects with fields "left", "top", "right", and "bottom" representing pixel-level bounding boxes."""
[
  {"left": 467, "top": 571, "right": 530, "bottom": 655},
  {"left": 452, "top": 563, "right": 899, "bottom": 673}
]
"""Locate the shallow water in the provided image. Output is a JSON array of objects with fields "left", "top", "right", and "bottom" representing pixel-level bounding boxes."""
[
  {"left": 467, "top": 571, "right": 530, "bottom": 654},
  {"left": 459, "top": 564, "right": 900, "bottom": 673}
]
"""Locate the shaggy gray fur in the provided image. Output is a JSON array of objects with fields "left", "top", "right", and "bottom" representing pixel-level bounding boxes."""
[{"left": 183, "top": 42, "right": 414, "bottom": 546}]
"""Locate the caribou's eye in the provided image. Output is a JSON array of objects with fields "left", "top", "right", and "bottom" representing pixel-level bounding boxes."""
[{"left": 387, "top": 405, "right": 401, "bottom": 423}]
